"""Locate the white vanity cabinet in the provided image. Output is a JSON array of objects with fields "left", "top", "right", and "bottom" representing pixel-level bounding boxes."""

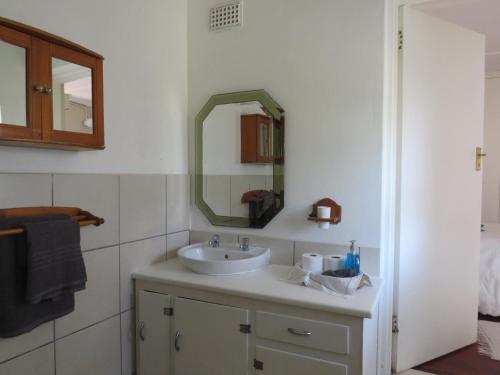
[{"left": 134, "top": 260, "right": 381, "bottom": 375}]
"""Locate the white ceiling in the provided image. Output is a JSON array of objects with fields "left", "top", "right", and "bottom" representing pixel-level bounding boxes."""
[{"left": 415, "top": 0, "right": 500, "bottom": 73}]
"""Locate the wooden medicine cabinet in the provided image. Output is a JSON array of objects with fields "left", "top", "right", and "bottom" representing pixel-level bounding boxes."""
[{"left": 0, "top": 17, "right": 104, "bottom": 150}]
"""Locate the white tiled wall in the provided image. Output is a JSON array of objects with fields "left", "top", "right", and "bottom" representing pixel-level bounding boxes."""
[
  {"left": 0, "top": 173, "right": 379, "bottom": 375},
  {"left": 0, "top": 173, "right": 190, "bottom": 375}
]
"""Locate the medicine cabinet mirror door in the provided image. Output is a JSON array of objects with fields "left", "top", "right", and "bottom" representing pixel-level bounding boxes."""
[
  {"left": 0, "top": 25, "right": 40, "bottom": 141},
  {"left": 195, "top": 90, "right": 285, "bottom": 229},
  {"left": 46, "top": 44, "right": 104, "bottom": 148}
]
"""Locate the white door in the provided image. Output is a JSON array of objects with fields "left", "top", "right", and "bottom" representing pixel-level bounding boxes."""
[
  {"left": 393, "top": 6, "right": 485, "bottom": 372},
  {"left": 137, "top": 290, "right": 172, "bottom": 375},
  {"left": 173, "top": 297, "right": 249, "bottom": 375}
]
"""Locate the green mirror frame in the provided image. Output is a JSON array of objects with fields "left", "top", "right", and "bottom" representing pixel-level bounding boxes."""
[{"left": 195, "top": 89, "right": 285, "bottom": 228}]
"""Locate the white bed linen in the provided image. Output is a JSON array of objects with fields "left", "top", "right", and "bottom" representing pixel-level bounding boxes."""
[{"left": 479, "top": 224, "right": 500, "bottom": 316}]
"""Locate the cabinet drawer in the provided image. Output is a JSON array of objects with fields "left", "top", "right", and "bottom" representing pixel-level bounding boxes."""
[
  {"left": 255, "top": 346, "right": 348, "bottom": 375},
  {"left": 256, "top": 311, "right": 349, "bottom": 354}
]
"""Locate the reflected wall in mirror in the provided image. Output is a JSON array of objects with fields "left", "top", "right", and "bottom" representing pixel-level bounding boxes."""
[
  {"left": 0, "top": 40, "right": 27, "bottom": 127},
  {"left": 52, "top": 58, "right": 93, "bottom": 134},
  {"left": 195, "top": 90, "right": 284, "bottom": 228}
]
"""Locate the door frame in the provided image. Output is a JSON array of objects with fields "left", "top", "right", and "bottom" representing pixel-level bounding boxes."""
[{"left": 380, "top": 1, "right": 441, "bottom": 374}]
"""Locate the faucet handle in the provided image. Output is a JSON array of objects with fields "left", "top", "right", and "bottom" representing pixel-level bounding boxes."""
[
  {"left": 209, "top": 234, "right": 220, "bottom": 247},
  {"left": 239, "top": 237, "right": 250, "bottom": 251}
]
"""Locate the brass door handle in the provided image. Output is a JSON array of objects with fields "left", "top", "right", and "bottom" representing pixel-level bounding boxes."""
[
  {"left": 33, "top": 85, "right": 52, "bottom": 94},
  {"left": 476, "top": 147, "right": 486, "bottom": 171}
]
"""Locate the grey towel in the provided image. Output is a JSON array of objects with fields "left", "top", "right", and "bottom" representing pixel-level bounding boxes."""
[
  {"left": 0, "top": 215, "right": 81, "bottom": 338},
  {"left": 21, "top": 215, "right": 87, "bottom": 304}
]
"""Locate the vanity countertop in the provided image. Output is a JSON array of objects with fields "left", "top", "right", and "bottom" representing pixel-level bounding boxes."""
[{"left": 133, "top": 259, "right": 383, "bottom": 319}]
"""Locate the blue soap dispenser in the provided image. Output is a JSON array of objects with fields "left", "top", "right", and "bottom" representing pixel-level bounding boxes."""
[{"left": 343, "top": 240, "right": 361, "bottom": 275}]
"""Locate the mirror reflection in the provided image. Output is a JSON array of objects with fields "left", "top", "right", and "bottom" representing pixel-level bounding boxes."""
[
  {"left": 0, "top": 40, "right": 27, "bottom": 127},
  {"left": 197, "top": 91, "right": 284, "bottom": 228},
  {"left": 52, "top": 58, "right": 93, "bottom": 134}
]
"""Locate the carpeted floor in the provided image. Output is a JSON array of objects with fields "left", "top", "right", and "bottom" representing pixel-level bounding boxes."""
[{"left": 414, "top": 315, "right": 500, "bottom": 375}]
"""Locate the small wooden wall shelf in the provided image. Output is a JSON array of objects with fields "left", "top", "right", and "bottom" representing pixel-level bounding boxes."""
[
  {"left": 308, "top": 198, "right": 342, "bottom": 224},
  {"left": 0, "top": 206, "right": 104, "bottom": 237}
]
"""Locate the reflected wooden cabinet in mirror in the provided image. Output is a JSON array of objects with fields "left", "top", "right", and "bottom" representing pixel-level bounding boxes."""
[{"left": 0, "top": 17, "right": 104, "bottom": 150}]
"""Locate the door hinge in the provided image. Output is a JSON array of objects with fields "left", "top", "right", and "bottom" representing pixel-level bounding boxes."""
[
  {"left": 239, "top": 324, "right": 251, "bottom": 334},
  {"left": 253, "top": 359, "right": 264, "bottom": 370},
  {"left": 392, "top": 315, "right": 399, "bottom": 334},
  {"left": 164, "top": 307, "right": 173, "bottom": 316},
  {"left": 398, "top": 30, "right": 403, "bottom": 51}
]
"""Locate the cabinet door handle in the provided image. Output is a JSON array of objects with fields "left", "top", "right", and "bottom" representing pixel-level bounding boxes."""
[
  {"left": 42, "top": 86, "right": 52, "bottom": 94},
  {"left": 33, "top": 85, "right": 45, "bottom": 93},
  {"left": 287, "top": 328, "right": 312, "bottom": 336},
  {"left": 138, "top": 321, "right": 146, "bottom": 341},
  {"left": 175, "top": 330, "right": 182, "bottom": 352}
]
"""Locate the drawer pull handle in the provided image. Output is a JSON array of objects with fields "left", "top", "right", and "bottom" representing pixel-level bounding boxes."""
[
  {"left": 287, "top": 328, "right": 312, "bottom": 336},
  {"left": 175, "top": 330, "right": 182, "bottom": 351}
]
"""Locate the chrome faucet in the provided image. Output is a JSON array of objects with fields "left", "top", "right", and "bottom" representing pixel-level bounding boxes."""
[
  {"left": 239, "top": 237, "right": 250, "bottom": 251},
  {"left": 209, "top": 234, "right": 220, "bottom": 248}
]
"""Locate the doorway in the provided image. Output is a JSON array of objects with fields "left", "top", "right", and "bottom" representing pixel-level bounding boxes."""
[{"left": 393, "top": 0, "right": 500, "bottom": 375}]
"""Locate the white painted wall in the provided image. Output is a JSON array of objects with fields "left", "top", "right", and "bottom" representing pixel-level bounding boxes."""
[
  {"left": 482, "top": 76, "right": 500, "bottom": 223},
  {"left": 188, "top": 0, "right": 385, "bottom": 247},
  {"left": 0, "top": 0, "right": 188, "bottom": 174}
]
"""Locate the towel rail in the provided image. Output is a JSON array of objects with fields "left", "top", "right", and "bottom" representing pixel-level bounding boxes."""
[{"left": 0, "top": 207, "right": 104, "bottom": 237}]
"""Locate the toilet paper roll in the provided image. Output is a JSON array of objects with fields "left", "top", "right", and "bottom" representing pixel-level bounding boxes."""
[
  {"left": 323, "top": 254, "right": 345, "bottom": 272},
  {"left": 301, "top": 253, "right": 323, "bottom": 274}
]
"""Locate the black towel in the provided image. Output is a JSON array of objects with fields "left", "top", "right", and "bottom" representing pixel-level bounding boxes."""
[
  {"left": 0, "top": 215, "right": 85, "bottom": 338},
  {"left": 21, "top": 216, "right": 87, "bottom": 304}
]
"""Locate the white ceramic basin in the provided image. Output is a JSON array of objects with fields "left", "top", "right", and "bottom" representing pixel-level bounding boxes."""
[{"left": 178, "top": 243, "right": 270, "bottom": 275}]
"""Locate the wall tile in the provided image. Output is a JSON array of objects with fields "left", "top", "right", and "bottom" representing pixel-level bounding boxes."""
[
  {"left": 120, "top": 310, "right": 135, "bottom": 375},
  {"left": 0, "top": 322, "right": 53, "bottom": 363},
  {"left": 53, "top": 174, "right": 119, "bottom": 251},
  {"left": 166, "top": 174, "right": 190, "bottom": 234},
  {"left": 295, "top": 240, "right": 380, "bottom": 276},
  {"left": 189, "top": 230, "right": 238, "bottom": 245},
  {"left": 229, "top": 175, "right": 250, "bottom": 217},
  {"left": 166, "top": 230, "right": 189, "bottom": 259},
  {"left": 120, "top": 236, "right": 166, "bottom": 311},
  {"left": 240, "top": 234, "right": 294, "bottom": 266},
  {"left": 120, "top": 175, "right": 166, "bottom": 243},
  {"left": 205, "top": 175, "right": 230, "bottom": 216},
  {"left": 55, "top": 247, "right": 120, "bottom": 338},
  {"left": 56, "top": 316, "right": 121, "bottom": 375},
  {"left": 0, "top": 343, "right": 54, "bottom": 375},
  {"left": 0, "top": 173, "right": 52, "bottom": 208}
]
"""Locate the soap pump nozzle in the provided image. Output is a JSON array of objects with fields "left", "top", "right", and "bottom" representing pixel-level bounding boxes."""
[{"left": 349, "top": 240, "right": 356, "bottom": 254}]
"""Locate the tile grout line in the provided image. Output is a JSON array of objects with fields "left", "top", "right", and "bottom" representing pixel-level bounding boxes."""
[
  {"left": 52, "top": 174, "right": 57, "bottom": 375},
  {"left": 55, "top": 313, "right": 121, "bottom": 342},
  {"left": 118, "top": 175, "right": 123, "bottom": 375},
  {"left": 0, "top": 342, "right": 54, "bottom": 366}
]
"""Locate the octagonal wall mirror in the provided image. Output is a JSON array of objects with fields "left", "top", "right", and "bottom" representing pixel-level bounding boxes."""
[{"left": 195, "top": 90, "right": 284, "bottom": 228}]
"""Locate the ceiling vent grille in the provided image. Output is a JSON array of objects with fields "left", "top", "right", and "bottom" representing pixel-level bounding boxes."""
[{"left": 210, "top": 1, "right": 242, "bottom": 31}]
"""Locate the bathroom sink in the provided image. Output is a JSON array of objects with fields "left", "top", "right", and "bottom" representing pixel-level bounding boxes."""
[{"left": 177, "top": 243, "right": 270, "bottom": 275}]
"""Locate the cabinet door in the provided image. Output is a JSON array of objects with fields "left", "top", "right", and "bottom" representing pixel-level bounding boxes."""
[
  {"left": 0, "top": 25, "right": 41, "bottom": 140},
  {"left": 137, "top": 290, "right": 172, "bottom": 375},
  {"left": 174, "top": 297, "right": 249, "bottom": 375},
  {"left": 44, "top": 43, "right": 104, "bottom": 148},
  {"left": 255, "top": 346, "right": 348, "bottom": 375}
]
